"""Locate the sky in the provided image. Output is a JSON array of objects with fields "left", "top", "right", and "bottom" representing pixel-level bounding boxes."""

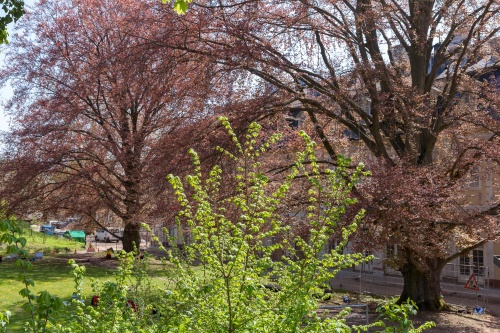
[
  {"left": 0, "top": 66, "right": 13, "bottom": 132},
  {"left": 0, "top": 0, "right": 36, "bottom": 132}
]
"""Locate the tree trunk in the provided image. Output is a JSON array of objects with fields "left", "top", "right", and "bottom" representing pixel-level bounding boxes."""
[
  {"left": 398, "top": 261, "right": 445, "bottom": 311},
  {"left": 122, "top": 222, "right": 141, "bottom": 252}
]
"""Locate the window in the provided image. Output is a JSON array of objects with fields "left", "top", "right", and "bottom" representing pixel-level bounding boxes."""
[
  {"left": 460, "top": 255, "right": 470, "bottom": 275},
  {"left": 467, "top": 166, "right": 481, "bottom": 188},
  {"left": 327, "top": 239, "right": 337, "bottom": 252},
  {"left": 285, "top": 110, "right": 303, "bottom": 129},
  {"left": 460, "top": 249, "right": 484, "bottom": 277},
  {"left": 473, "top": 249, "right": 484, "bottom": 277},
  {"left": 364, "top": 250, "right": 373, "bottom": 261},
  {"left": 386, "top": 245, "right": 396, "bottom": 259}
]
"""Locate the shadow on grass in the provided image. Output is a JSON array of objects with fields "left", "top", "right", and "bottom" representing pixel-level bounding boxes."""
[
  {"left": 5, "top": 291, "right": 94, "bottom": 333},
  {"left": 4, "top": 300, "right": 31, "bottom": 333},
  {"left": 0, "top": 256, "right": 116, "bottom": 283}
]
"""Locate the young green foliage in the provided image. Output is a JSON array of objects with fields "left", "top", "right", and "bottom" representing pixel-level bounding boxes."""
[
  {"left": 162, "top": 117, "right": 370, "bottom": 332},
  {"left": 64, "top": 253, "right": 155, "bottom": 333},
  {"left": 372, "top": 299, "right": 436, "bottom": 333},
  {"left": 0, "top": 215, "right": 64, "bottom": 333},
  {"left": 0, "top": 0, "right": 24, "bottom": 44},
  {"left": 162, "top": 0, "right": 191, "bottom": 14}
]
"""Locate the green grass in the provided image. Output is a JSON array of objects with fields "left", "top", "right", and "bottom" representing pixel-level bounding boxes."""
[
  {"left": 0, "top": 256, "right": 118, "bottom": 332},
  {"left": 0, "top": 249, "right": 178, "bottom": 332},
  {"left": 0, "top": 225, "right": 178, "bottom": 332},
  {"left": 0, "top": 224, "right": 87, "bottom": 257},
  {"left": 18, "top": 228, "right": 87, "bottom": 254}
]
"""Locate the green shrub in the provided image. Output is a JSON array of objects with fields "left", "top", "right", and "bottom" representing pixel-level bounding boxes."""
[
  {"left": 150, "top": 118, "right": 369, "bottom": 332},
  {"left": 371, "top": 299, "right": 436, "bottom": 332}
]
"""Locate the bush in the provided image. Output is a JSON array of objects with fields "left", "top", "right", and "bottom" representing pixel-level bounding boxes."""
[{"left": 149, "top": 118, "right": 369, "bottom": 333}]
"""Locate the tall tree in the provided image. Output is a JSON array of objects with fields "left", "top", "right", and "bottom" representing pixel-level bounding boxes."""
[
  {"left": 172, "top": 0, "right": 500, "bottom": 309},
  {"left": 0, "top": 0, "right": 214, "bottom": 251}
]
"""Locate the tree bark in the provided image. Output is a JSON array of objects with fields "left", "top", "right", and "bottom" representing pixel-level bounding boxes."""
[
  {"left": 398, "top": 261, "right": 445, "bottom": 311},
  {"left": 122, "top": 222, "right": 141, "bottom": 252}
]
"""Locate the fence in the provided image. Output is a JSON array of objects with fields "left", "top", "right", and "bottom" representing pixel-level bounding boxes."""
[{"left": 330, "top": 259, "right": 496, "bottom": 310}]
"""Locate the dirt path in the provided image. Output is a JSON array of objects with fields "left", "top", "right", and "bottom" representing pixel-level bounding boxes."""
[{"left": 413, "top": 309, "right": 500, "bottom": 332}]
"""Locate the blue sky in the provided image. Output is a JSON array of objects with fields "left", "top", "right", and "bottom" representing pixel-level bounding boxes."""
[{"left": 0, "top": 0, "right": 36, "bottom": 132}]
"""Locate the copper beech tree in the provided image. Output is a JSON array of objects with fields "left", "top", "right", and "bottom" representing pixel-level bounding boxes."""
[
  {"left": 0, "top": 0, "right": 215, "bottom": 251},
  {"left": 169, "top": 0, "right": 500, "bottom": 309}
]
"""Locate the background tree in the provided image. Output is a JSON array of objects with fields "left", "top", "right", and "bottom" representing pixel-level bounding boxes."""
[
  {"left": 170, "top": 0, "right": 500, "bottom": 309},
  {"left": 0, "top": 0, "right": 214, "bottom": 251}
]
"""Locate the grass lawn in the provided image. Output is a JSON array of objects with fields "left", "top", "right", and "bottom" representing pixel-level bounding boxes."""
[
  {"left": 0, "top": 224, "right": 198, "bottom": 332},
  {"left": 16, "top": 228, "right": 88, "bottom": 254},
  {"left": 0, "top": 246, "right": 177, "bottom": 333},
  {"left": 0, "top": 255, "right": 118, "bottom": 332}
]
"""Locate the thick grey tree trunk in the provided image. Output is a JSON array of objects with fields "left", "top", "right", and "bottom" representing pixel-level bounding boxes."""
[
  {"left": 398, "top": 261, "right": 445, "bottom": 311},
  {"left": 122, "top": 222, "right": 141, "bottom": 252}
]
